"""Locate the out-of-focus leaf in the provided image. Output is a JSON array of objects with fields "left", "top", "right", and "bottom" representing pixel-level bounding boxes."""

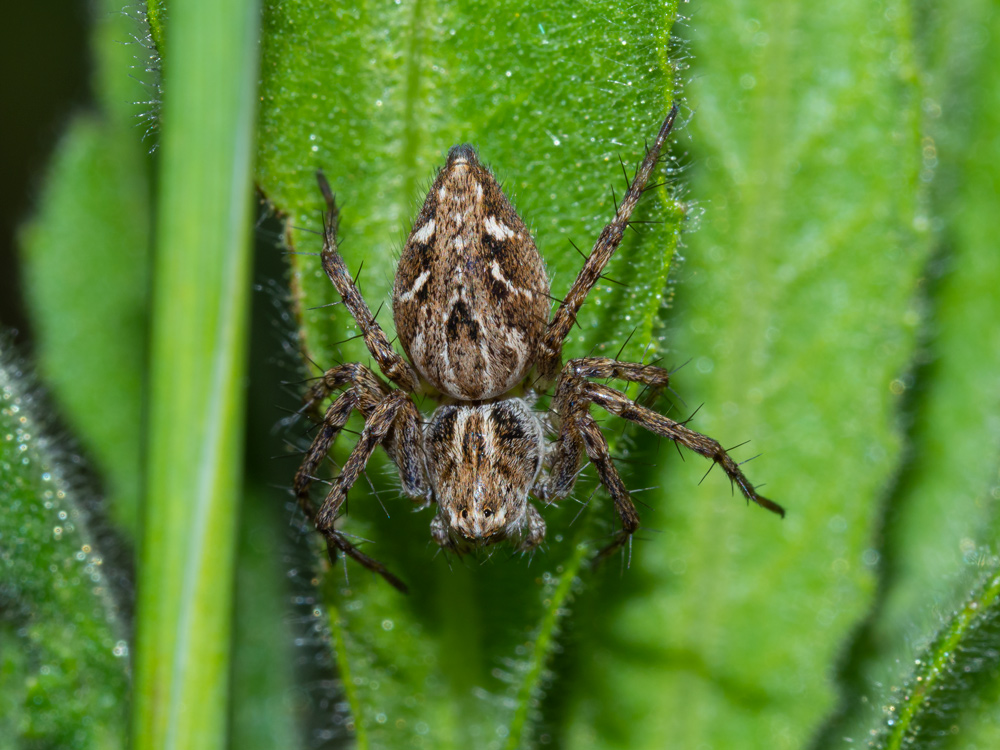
[
  {"left": 870, "top": 567, "right": 1000, "bottom": 749},
  {"left": 258, "top": 0, "right": 681, "bottom": 745},
  {"left": 562, "top": 2, "right": 931, "bottom": 747},
  {"left": 19, "top": 118, "right": 150, "bottom": 537},
  {"left": 0, "top": 344, "right": 129, "bottom": 749},
  {"left": 814, "top": 1, "right": 1000, "bottom": 744},
  {"left": 19, "top": 1, "right": 153, "bottom": 537},
  {"left": 230, "top": 489, "right": 300, "bottom": 750},
  {"left": 6, "top": 3, "right": 149, "bottom": 747}
]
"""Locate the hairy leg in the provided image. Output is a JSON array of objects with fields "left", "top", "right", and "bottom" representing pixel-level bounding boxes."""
[
  {"left": 537, "top": 371, "right": 641, "bottom": 561},
  {"left": 296, "top": 363, "right": 428, "bottom": 502},
  {"left": 310, "top": 390, "right": 415, "bottom": 592},
  {"left": 293, "top": 365, "right": 428, "bottom": 592},
  {"left": 538, "top": 359, "right": 783, "bottom": 563},
  {"left": 537, "top": 104, "right": 679, "bottom": 383},
  {"left": 536, "top": 357, "right": 671, "bottom": 503},
  {"left": 578, "top": 413, "right": 641, "bottom": 562},
  {"left": 316, "top": 171, "right": 421, "bottom": 392},
  {"left": 581, "top": 380, "right": 785, "bottom": 517}
]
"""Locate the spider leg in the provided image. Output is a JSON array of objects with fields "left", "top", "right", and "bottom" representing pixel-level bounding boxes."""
[
  {"left": 518, "top": 503, "right": 547, "bottom": 552},
  {"left": 539, "top": 361, "right": 783, "bottom": 565},
  {"left": 311, "top": 389, "right": 415, "bottom": 593},
  {"left": 534, "top": 373, "right": 587, "bottom": 502},
  {"left": 581, "top": 380, "right": 785, "bottom": 518},
  {"left": 536, "top": 422, "right": 585, "bottom": 503},
  {"left": 562, "top": 355, "right": 673, "bottom": 409},
  {"left": 537, "top": 104, "right": 679, "bottom": 383},
  {"left": 316, "top": 171, "right": 421, "bottom": 393},
  {"left": 323, "top": 534, "right": 409, "bottom": 594},
  {"left": 296, "top": 363, "right": 428, "bottom": 503},
  {"left": 536, "top": 357, "right": 670, "bottom": 502},
  {"left": 578, "top": 413, "right": 641, "bottom": 563},
  {"left": 299, "top": 362, "right": 388, "bottom": 418},
  {"left": 293, "top": 390, "right": 358, "bottom": 513},
  {"left": 564, "top": 356, "right": 671, "bottom": 390},
  {"left": 293, "top": 364, "right": 428, "bottom": 592},
  {"left": 536, "top": 371, "right": 640, "bottom": 562}
]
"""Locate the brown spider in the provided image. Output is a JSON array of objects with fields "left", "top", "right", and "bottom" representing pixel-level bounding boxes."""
[{"left": 293, "top": 104, "right": 784, "bottom": 592}]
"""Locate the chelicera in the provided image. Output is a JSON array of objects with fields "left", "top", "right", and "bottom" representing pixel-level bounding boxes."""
[{"left": 293, "top": 104, "right": 784, "bottom": 592}]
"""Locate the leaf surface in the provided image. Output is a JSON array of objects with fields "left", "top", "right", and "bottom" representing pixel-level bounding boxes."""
[
  {"left": 560, "top": 2, "right": 930, "bottom": 747},
  {"left": 257, "top": 1, "right": 682, "bottom": 745},
  {"left": 817, "top": 1, "right": 1000, "bottom": 743},
  {"left": 0, "top": 347, "right": 130, "bottom": 750},
  {"left": 19, "top": 2, "right": 153, "bottom": 537}
]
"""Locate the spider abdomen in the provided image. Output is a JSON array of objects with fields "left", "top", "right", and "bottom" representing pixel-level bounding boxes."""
[{"left": 392, "top": 145, "right": 550, "bottom": 400}]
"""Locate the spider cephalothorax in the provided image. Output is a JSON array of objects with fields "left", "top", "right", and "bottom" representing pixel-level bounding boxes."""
[{"left": 293, "top": 104, "right": 784, "bottom": 593}]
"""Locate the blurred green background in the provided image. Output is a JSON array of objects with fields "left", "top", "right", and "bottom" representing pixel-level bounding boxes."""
[
  {"left": 2, "top": 1, "right": 999, "bottom": 749},
  {"left": 0, "top": 3, "right": 88, "bottom": 340}
]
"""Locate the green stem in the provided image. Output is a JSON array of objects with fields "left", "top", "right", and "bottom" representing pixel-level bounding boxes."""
[{"left": 131, "top": 1, "right": 260, "bottom": 748}]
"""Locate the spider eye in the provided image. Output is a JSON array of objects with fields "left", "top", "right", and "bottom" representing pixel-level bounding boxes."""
[
  {"left": 484, "top": 508, "right": 493, "bottom": 517},
  {"left": 461, "top": 509, "right": 468, "bottom": 519}
]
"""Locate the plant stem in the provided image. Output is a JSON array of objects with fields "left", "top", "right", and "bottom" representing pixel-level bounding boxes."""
[{"left": 131, "top": 1, "right": 260, "bottom": 747}]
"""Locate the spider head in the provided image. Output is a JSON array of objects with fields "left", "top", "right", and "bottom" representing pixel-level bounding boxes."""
[
  {"left": 448, "top": 499, "right": 514, "bottom": 545},
  {"left": 426, "top": 399, "right": 544, "bottom": 552}
]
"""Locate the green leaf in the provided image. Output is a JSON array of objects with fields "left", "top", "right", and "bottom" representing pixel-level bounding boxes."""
[
  {"left": 254, "top": 0, "right": 1000, "bottom": 746},
  {"left": 12, "top": 0, "right": 1000, "bottom": 743},
  {"left": 259, "top": 1, "right": 683, "bottom": 368},
  {"left": 562, "top": 1, "right": 932, "bottom": 745},
  {"left": 229, "top": 490, "right": 300, "bottom": 750},
  {"left": 814, "top": 1, "right": 1000, "bottom": 744},
  {"left": 0, "top": 344, "right": 130, "bottom": 749},
  {"left": 258, "top": 0, "right": 681, "bottom": 745},
  {"left": 19, "top": 1, "right": 153, "bottom": 538},
  {"left": 871, "top": 567, "right": 1000, "bottom": 749},
  {"left": 129, "top": 0, "right": 261, "bottom": 747}
]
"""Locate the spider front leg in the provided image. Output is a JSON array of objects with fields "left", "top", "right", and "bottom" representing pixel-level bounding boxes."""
[
  {"left": 293, "top": 367, "right": 427, "bottom": 593},
  {"left": 537, "top": 370, "right": 643, "bottom": 562},
  {"left": 541, "top": 361, "right": 785, "bottom": 563},
  {"left": 316, "top": 171, "right": 421, "bottom": 393},
  {"left": 537, "top": 103, "right": 679, "bottom": 384},
  {"left": 536, "top": 357, "right": 672, "bottom": 504}
]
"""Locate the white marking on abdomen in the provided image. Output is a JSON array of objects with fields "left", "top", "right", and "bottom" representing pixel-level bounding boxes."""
[
  {"left": 410, "top": 330, "right": 426, "bottom": 362},
  {"left": 484, "top": 215, "right": 515, "bottom": 241},
  {"left": 398, "top": 269, "right": 431, "bottom": 302},
  {"left": 412, "top": 219, "right": 435, "bottom": 244},
  {"left": 491, "top": 261, "right": 534, "bottom": 299},
  {"left": 506, "top": 328, "right": 530, "bottom": 373}
]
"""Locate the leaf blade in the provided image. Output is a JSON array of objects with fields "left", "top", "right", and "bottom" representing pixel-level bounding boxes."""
[
  {"left": 258, "top": 0, "right": 682, "bottom": 744},
  {"left": 130, "top": 0, "right": 261, "bottom": 746},
  {"left": 0, "top": 345, "right": 130, "bottom": 749},
  {"left": 561, "top": 2, "right": 931, "bottom": 747}
]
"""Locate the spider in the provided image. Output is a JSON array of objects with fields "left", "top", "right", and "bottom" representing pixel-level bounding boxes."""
[{"left": 293, "top": 103, "right": 784, "bottom": 592}]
